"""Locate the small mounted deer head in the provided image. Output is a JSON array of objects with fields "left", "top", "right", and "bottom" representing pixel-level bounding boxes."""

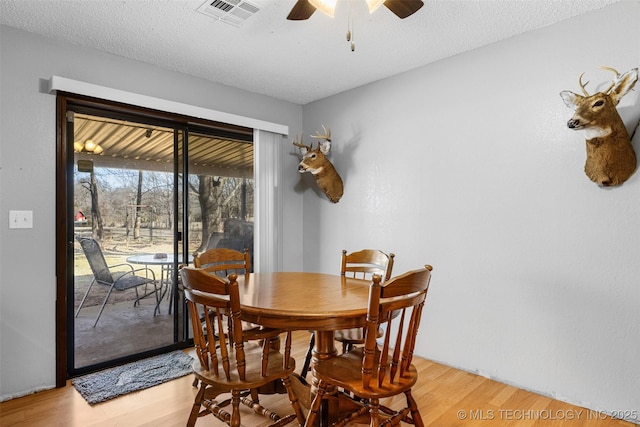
[
  {"left": 560, "top": 67, "right": 638, "bottom": 186},
  {"left": 293, "top": 125, "right": 344, "bottom": 203}
]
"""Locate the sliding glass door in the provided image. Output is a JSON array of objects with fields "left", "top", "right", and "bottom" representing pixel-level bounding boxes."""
[
  {"left": 70, "top": 110, "right": 186, "bottom": 373},
  {"left": 60, "top": 96, "right": 254, "bottom": 377}
]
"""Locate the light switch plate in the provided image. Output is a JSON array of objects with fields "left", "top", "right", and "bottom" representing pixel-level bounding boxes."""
[{"left": 9, "top": 210, "right": 33, "bottom": 229}]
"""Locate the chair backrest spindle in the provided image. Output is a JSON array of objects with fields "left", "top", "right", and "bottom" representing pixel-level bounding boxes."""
[{"left": 362, "top": 265, "right": 432, "bottom": 390}]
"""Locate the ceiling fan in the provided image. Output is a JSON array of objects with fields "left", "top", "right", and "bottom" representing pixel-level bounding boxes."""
[{"left": 287, "top": 0, "right": 424, "bottom": 20}]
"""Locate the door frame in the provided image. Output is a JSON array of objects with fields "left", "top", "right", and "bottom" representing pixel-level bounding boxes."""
[{"left": 55, "top": 92, "right": 253, "bottom": 385}]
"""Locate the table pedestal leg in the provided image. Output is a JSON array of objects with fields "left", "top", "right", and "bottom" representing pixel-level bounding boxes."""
[{"left": 310, "top": 331, "right": 340, "bottom": 426}]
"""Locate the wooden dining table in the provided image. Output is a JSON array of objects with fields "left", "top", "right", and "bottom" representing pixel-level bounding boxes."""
[{"left": 234, "top": 271, "right": 372, "bottom": 425}]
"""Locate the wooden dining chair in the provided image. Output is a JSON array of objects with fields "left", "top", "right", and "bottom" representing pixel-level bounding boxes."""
[
  {"left": 300, "top": 249, "right": 395, "bottom": 379},
  {"left": 180, "top": 267, "right": 305, "bottom": 427},
  {"left": 191, "top": 248, "right": 281, "bottom": 387},
  {"left": 340, "top": 249, "right": 395, "bottom": 281},
  {"left": 193, "top": 247, "right": 251, "bottom": 275},
  {"left": 304, "top": 265, "right": 433, "bottom": 427},
  {"left": 193, "top": 247, "right": 275, "bottom": 340}
]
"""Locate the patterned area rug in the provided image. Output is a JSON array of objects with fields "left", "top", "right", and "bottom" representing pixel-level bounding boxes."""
[{"left": 72, "top": 350, "right": 194, "bottom": 405}]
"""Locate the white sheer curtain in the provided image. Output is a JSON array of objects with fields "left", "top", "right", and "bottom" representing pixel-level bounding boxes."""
[{"left": 254, "top": 129, "right": 284, "bottom": 272}]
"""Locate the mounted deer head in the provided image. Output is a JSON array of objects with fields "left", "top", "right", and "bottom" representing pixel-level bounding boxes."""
[
  {"left": 560, "top": 67, "right": 638, "bottom": 186},
  {"left": 293, "top": 125, "right": 344, "bottom": 203}
]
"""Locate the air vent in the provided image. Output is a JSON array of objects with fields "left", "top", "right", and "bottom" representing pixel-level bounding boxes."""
[{"left": 197, "top": 0, "right": 261, "bottom": 27}]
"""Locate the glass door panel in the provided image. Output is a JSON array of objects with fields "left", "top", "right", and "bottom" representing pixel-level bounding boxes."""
[
  {"left": 71, "top": 113, "right": 181, "bottom": 371},
  {"left": 186, "top": 130, "right": 254, "bottom": 268}
]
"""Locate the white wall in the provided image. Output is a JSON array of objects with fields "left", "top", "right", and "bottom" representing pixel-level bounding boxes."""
[
  {"left": 0, "top": 26, "right": 304, "bottom": 399},
  {"left": 301, "top": 1, "right": 640, "bottom": 422}
]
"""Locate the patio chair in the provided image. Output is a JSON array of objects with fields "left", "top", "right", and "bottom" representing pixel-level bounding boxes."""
[{"left": 75, "top": 237, "right": 161, "bottom": 327}]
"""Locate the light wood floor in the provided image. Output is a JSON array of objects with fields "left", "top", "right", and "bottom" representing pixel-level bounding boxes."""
[{"left": 1, "top": 331, "right": 635, "bottom": 427}]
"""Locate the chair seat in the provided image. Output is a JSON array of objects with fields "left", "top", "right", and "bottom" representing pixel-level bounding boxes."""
[
  {"left": 313, "top": 347, "right": 419, "bottom": 399},
  {"left": 111, "top": 274, "right": 155, "bottom": 291},
  {"left": 190, "top": 342, "right": 296, "bottom": 388}
]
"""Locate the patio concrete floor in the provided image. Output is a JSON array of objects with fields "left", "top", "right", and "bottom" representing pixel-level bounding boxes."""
[{"left": 73, "top": 296, "right": 176, "bottom": 368}]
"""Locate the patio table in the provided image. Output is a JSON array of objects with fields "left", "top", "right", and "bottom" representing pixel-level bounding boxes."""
[{"left": 126, "top": 253, "right": 193, "bottom": 313}]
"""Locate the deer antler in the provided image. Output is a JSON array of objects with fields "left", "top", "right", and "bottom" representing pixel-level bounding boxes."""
[
  {"left": 600, "top": 66, "right": 620, "bottom": 94},
  {"left": 578, "top": 72, "right": 590, "bottom": 96},
  {"left": 580, "top": 67, "right": 622, "bottom": 96},
  {"left": 310, "top": 125, "right": 331, "bottom": 142},
  {"left": 292, "top": 135, "right": 312, "bottom": 152}
]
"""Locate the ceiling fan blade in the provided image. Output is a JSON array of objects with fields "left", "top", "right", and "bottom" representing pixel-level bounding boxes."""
[
  {"left": 287, "top": 0, "right": 317, "bottom": 20},
  {"left": 383, "top": 0, "right": 424, "bottom": 19}
]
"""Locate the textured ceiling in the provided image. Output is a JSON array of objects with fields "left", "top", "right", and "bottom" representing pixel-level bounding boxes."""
[{"left": 0, "top": 0, "right": 622, "bottom": 105}]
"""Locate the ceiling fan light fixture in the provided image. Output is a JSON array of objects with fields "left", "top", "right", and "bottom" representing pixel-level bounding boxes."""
[
  {"left": 309, "top": 0, "right": 336, "bottom": 17},
  {"left": 366, "top": 0, "right": 385, "bottom": 13}
]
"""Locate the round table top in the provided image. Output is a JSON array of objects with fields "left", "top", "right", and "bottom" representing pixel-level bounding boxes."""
[{"left": 236, "top": 272, "right": 371, "bottom": 331}]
